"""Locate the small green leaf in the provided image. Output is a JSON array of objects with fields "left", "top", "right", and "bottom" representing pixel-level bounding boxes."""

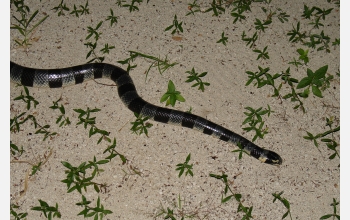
[
  {"left": 297, "top": 77, "right": 312, "bottom": 89},
  {"left": 314, "top": 65, "right": 328, "bottom": 79},
  {"left": 222, "top": 195, "right": 233, "bottom": 203},
  {"left": 312, "top": 85, "right": 323, "bottom": 98},
  {"left": 307, "top": 68, "right": 314, "bottom": 77},
  {"left": 160, "top": 94, "right": 170, "bottom": 103},
  {"left": 175, "top": 94, "right": 185, "bottom": 102}
]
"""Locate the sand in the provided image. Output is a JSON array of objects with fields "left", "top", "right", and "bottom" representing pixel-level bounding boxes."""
[{"left": 10, "top": 0, "right": 340, "bottom": 219}]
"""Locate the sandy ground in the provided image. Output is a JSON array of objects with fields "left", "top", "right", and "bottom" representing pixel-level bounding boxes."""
[{"left": 10, "top": 1, "right": 340, "bottom": 219}]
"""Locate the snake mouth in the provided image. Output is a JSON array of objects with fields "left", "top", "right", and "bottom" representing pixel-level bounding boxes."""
[{"left": 265, "top": 151, "right": 283, "bottom": 165}]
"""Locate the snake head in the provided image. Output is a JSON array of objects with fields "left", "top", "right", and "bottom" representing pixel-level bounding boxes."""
[{"left": 260, "top": 150, "right": 283, "bottom": 165}]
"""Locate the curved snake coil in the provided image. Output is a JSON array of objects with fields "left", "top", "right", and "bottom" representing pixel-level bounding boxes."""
[{"left": 10, "top": 61, "right": 282, "bottom": 165}]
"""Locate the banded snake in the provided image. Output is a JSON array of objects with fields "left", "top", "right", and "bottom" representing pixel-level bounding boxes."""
[{"left": 10, "top": 61, "right": 282, "bottom": 165}]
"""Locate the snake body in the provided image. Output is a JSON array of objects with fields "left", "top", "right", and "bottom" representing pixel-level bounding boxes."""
[{"left": 10, "top": 61, "right": 282, "bottom": 165}]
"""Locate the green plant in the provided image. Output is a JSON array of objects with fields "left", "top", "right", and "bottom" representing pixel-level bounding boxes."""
[
  {"left": 210, "top": 173, "right": 253, "bottom": 220},
  {"left": 10, "top": 87, "right": 48, "bottom": 137},
  {"left": 11, "top": 112, "right": 58, "bottom": 141},
  {"left": 302, "top": 5, "right": 333, "bottom": 28},
  {"left": 277, "top": 11, "right": 290, "bottom": 23},
  {"left": 130, "top": 112, "right": 153, "bottom": 137},
  {"left": 245, "top": 66, "right": 282, "bottom": 97},
  {"left": 217, "top": 31, "right": 228, "bottom": 46},
  {"left": 100, "top": 43, "right": 115, "bottom": 54},
  {"left": 205, "top": 0, "right": 225, "bottom": 16},
  {"left": 261, "top": 7, "right": 289, "bottom": 23},
  {"left": 230, "top": 0, "right": 253, "bottom": 24},
  {"left": 303, "top": 117, "right": 339, "bottom": 160},
  {"left": 117, "top": 0, "right": 146, "bottom": 12},
  {"left": 165, "top": 15, "right": 183, "bottom": 35},
  {"left": 74, "top": 108, "right": 111, "bottom": 144},
  {"left": 155, "top": 193, "right": 207, "bottom": 219},
  {"left": 70, "top": 1, "right": 90, "bottom": 17},
  {"left": 78, "top": 1, "right": 90, "bottom": 15},
  {"left": 30, "top": 119, "right": 57, "bottom": 141},
  {"left": 31, "top": 200, "right": 61, "bottom": 219},
  {"left": 320, "top": 198, "right": 340, "bottom": 220},
  {"left": 186, "top": 0, "right": 200, "bottom": 16},
  {"left": 316, "top": 4, "right": 336, "bottom": 19},
  {"left": 288, "top": 57, "right": 302, "bottom": 68},
  {"left": 288, "top": 6, "right": 335, "bottom": 53},
  {"left": 310, "top": 16, "right": 323, "bottom": 29},
  {"left": 50, "top": 98, "right": 71, "bottom": 127},
  {"left": 287, "top": 22, "right": 306, "bottom": 43},
  {"left": 160, "top": 80, "right": 186, "bottom": 107},
  {"left": 175, "top": 154, "right": 193, "bottom": 177},
  {"left": 162, "top": 207, "right": 176, "bottom": 220},
  {"left": 254, "top": 18, "right": 271, "bottom": 32},
  {"left": 231, "top": 8, "right": 247, "bottom": 24},
  {"left": 10, "top": 112, "right": 28, "bottom": 133},
  {"left": 296, "top": 48, "right": 309, "bottom": 64},
  {"left": 185, "top": 68, "right": 210, "bottom": 92},
  {"left": 306, "top": 31, "right": 331, "bottom": 52},
  {"left": 13, "top": 85, "right": 39, "bottom": 110},
  {"left": 231, "top": 142, "right": 250, "bottom": 160},
  {"left": 51, "top": 0, "right": 69, "bottom": 16},
  {"left": 332, "top": 38, "right": 340, "bottom": 46},
  {"left": 302, "top": 4, "right": 314, "bottom": 19},
  {"left": 76, "top": 195, "right": 113, "bottom": 219},
  {"left": 11, "top": 0, "right": 49, "bottom": 47},
  {"left": 30, "top": 161, "right": 43, "bottom": 176},
  {"left": 280, "top": 67, "right": 307, "bottom": 112},
  {"left": 242, "top": 105, "right": 273, "bottom": 142},
  {"left": 253, "top": 46, "right": 269, "bottom": 60},
  {"left": 327, "top": 0, "right": 339, "bottom": 7},
  {"left": 70, "top": 5, "right": 79, "bottom": 17},
  {"left": 86, "top": 21, "right": 102, "bottom": 41},
  {"left": 272, "top": 191, "right": 292, "bottom": 220},
  {"left": 103, "top": 138, "right": 127, "bottom": 164},
  {"left": 11, "top": 86, "right": 59, "bottom": 140},
  {"left": 118, "top": 51, "right": 178, "bottom": 78},
  {"left": 11, "top": 0, "right": 29, "bottom": 13},
  {"left": 13, "top": 148, "right": 52, "bottom": 177},
  {"left": 84, "top": 42, "right": 103, "bottom": 63},
  {"left": 85, "top": 41, "right": 115, "bottom": 63},
  {"left": 10, "top": 204, "right": 28, "bottom": 220},
  {"left": 10, "top": 141, "right": 25, "bottom": 157},
  {"left": 106, "top": 8, "right": 118, "bottom": 26},
  {"left": 241, "top": 31, "right": 258, "bottom": 48},
  {"left": 61, "top": 156, "right": 109, "bottom": 193},
  {"left": 186, "top": 107, "right": 193, "bottom": 114},
  {"left": 156, "top": 204, "right": 175, "bottom": 219},
  {"left": 282, "top": 65, "right": 334, "bottom": 113},
  {"left": 296, "top": 65, "right": 329, "bottom": 98},
  {"left": 335, "top": 69, "right": 339, "bottom": 78},
  {"left": 84, "top": 21, "right": 115, "bottom": 63}
]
